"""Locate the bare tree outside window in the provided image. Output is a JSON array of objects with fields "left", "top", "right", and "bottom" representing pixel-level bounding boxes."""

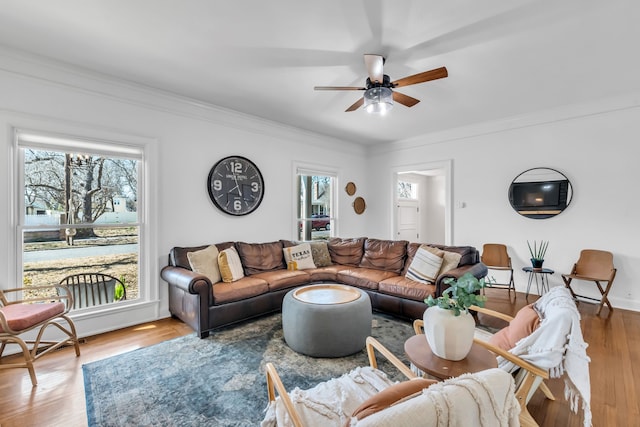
[{"left": 21, "top": 145, "right": 141, "bottom": 307}]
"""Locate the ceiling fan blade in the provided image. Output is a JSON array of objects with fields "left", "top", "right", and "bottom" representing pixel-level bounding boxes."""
[
  {"left": 364, "top": 54, "right": 384, "bottom": 84},
  {"left": 314, "top": 86, "right": 366, "bottom": 91},
  {"left": 393, "top": 91, "right": 420, "bottom": 108},
  {"left": 392, "top": 67, "right": 448, "bottom": 88},
  {"left": 345, "top": 98, "right": 364, "bottom": 112}
]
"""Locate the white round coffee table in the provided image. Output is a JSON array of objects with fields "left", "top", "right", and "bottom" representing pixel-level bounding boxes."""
[{"left": 282, "top": 283, "right": 372, "bottom": 357}]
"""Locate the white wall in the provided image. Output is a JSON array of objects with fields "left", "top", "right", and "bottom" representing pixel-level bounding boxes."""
[
  {"left": 0, "top": 51, "right": 369, "bottom": 337},
  {"left": 367, "top": 97, "right": 640, "bottom": 311},
  {"left": 1, "top": 49, "right": 638, "bottom": 342}
]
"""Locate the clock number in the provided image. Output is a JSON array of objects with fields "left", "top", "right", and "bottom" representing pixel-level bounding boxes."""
[
  {"left": 213, "top": 179, "right": 222, "bottom": 191},
  {"left": 233, "top": 200, "right": 242, "bottom": 211},
  {"left": 251, "top": 182, "right": 259, "bottom": 192},
  {"left": 230, "top": 161, "right": 243, "bottom": 174}
]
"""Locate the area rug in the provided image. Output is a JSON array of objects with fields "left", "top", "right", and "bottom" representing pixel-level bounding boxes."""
[{"left": 83, "top": 312, "right": 414, "bottom": 426}]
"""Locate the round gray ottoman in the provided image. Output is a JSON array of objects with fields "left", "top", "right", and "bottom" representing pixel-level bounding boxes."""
[{"left": 282, "top": 284, "right": 372, "bottom": 357}]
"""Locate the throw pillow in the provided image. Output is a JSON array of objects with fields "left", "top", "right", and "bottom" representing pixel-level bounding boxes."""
[
  {"left": 309, "top": 241, "right": 332, "bottom": 267},
  {"left": 440, "top": 250, "right": 462, "bottom": 274},
  {"left": 217, "top": 247, "right": 245, "bottom": 283},
  {"left": 489, "top": 304, "right": 541, "bottom": 351},
  {"left": 282, "top": 243, "right": 316, "bottom": 270},
  {"left": 351, "top": 378, "right": 437, "bottom": 420},
  {"left": 186, "top": 245, "right": 221, "bottom": 283},
  {"left": 405, "top": 245, "right": 444, "bottom": 284}
]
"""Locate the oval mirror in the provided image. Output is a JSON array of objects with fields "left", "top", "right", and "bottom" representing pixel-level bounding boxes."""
[{"left": 508, "top": 167, "right": 573, "bottom": 219}]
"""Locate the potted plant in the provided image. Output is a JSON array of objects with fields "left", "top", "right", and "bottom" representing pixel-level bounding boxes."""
[
  {"left": 527, "top": 240, "right": 548, "bottom": 269},
  {"left": 423, "top": 273, "right": 488, "bottom": 361}
]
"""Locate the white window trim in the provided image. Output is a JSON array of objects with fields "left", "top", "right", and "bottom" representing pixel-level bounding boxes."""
[
  {"left": 293, "top": 161, "right": 338, "bottom": 238},
  {"left": 9, "top": 124, "right": 161, "bottom": 338}
]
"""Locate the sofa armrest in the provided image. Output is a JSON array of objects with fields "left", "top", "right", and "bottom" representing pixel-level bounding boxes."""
[
  {"left": 435, "top": 262, "right": 488, "bottom": 296},
  {"left": 161, "top": 266, "right": 213, "bottom": 305}
]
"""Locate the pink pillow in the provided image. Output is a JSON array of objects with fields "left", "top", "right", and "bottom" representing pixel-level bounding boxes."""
[{"left": 489, "top": 304, "right": 540, "bottom": 351}]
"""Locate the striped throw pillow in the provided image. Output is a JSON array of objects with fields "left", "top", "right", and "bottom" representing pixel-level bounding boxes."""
[{"left": 405, "top": 245, "right": 444, "bottom": 284}]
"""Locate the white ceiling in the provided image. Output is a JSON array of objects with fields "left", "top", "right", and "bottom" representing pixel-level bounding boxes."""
[{"left": 0, "top": 0, "right": 637, "bottom": 146}]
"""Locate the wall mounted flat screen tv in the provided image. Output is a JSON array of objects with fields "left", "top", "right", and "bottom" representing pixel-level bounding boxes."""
[{"left": 509, "top": 179, "right": 569, "bottom": 212}]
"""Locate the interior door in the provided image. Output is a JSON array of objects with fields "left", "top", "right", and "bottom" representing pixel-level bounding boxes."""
[{"left": 397, "top": 200, "right": 419, "bottom": 241}]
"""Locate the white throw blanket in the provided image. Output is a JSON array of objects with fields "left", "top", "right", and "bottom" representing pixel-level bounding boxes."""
[
  {"left": 498, "top": 286, "right": 592, "bottom": 427},
  {"left": 261, "top": 366, "right": 394, "bottom": 427},
  {"left": 350, "top": 369, "right": 520, "bottom": 427}
]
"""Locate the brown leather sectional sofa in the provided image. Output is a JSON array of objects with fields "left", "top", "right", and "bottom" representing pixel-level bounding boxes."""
[{"left": 161, "top": 237, "right": 487, "bottom": 338}]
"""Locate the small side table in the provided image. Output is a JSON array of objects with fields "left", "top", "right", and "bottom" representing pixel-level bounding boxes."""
[
  {"left": 522, "top": 266, "right": 554, "bottom": 298},
  {"left": 404, "top": 335, "right": 497, "bottom": 381}
]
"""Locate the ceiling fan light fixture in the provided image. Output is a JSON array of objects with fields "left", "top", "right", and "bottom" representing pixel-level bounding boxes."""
[{"left": 364, "top": 87, "right": 393, "bottom": 114}]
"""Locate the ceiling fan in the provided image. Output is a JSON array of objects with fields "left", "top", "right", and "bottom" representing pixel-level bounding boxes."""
[{"left": 314, "top": 54, "right": 448, "bottom": 114}]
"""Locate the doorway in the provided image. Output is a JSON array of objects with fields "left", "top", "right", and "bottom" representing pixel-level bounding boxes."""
[{"left": 392, "top": 160, "right": 452, "bottom": 245}]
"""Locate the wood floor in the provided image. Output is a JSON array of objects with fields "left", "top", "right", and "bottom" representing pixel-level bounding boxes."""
[{"left": 0, "top": 289, "right": 638, "bottom": 427}]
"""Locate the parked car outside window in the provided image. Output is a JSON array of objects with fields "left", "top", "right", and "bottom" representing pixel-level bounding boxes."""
[{"left": 311, "top": 214, "right": 330, "bottom": 231}]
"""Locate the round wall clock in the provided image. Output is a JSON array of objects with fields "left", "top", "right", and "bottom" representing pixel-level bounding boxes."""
[{"left": 207, "top": 156, "right": 265, "bottom": 216}]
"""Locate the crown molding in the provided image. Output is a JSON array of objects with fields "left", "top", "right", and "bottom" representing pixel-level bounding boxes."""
[
  {"left": 370, "top": 90, "right": 640, "bottom": 156},
  {"left": 0, "top": 45, "right": 365, "bottom": 156}
]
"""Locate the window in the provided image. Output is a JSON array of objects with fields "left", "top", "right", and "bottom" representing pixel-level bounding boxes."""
[
  {"left": 16, "top": 130, "right": 143, "bottom": 310},
  {"left": 296, "top": 169, "right": 335, "bottom": 240},
  {"left": 398, "top": 180, "right": 418, "bottom": 199}
]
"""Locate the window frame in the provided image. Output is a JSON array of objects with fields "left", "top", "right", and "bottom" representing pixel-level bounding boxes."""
[
  {"left": 12, "top": 127, "right": 155, "bottom": 317},
  {"left": 294, "top": 162, "right": 337, "bottom": 240}
]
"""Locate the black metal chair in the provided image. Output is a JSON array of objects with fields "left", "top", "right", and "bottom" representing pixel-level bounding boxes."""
[{"left": 59, "top": 273, "right": 126, "bottom": 309}]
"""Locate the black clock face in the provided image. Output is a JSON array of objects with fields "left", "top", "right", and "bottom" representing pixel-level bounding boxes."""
[{"left": 207, "top": 156, "right": 264, "bottom": 216}]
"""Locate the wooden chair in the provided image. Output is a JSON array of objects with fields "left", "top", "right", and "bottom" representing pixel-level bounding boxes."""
[
  {"left": 414, "top": 314, "right": 553, "bottom": 427},
  {"left": 561, "top": 249, "right": 616, "bottom": 315},
  {"left": 59, "top": 273, "right": 126, "bottom": 309},
  {"left": 481, "top": 243, "right": 515, "bottom": 294},
  {"left": 264, "top": 336, "right": 522, "bottom": 427},
  {"left": 0, "top": 284, "right": 80, "bottom": 386}
]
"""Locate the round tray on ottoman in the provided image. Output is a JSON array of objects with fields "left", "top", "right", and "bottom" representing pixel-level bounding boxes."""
[{"left": 282, "top": 283, "right": 372, "bottom": 357}]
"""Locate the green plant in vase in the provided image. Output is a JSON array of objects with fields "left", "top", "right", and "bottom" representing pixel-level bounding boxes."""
[
  {"left": 527, "top": 240, "right": 549, "bottom": 269},
  {"left": 424, "top": 272, "right": 488, "bottom": 316},
  {"left": 422, "top": 272, "right": 488, "bottom": 360}
]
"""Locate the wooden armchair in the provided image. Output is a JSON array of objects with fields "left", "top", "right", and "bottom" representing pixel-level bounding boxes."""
[
  {"left": 263, "top": 336, "right": 522, "bottom": 427},
  {"left": 0, "top": 284, "right": 80, "bottom": 386},
  {"left": 413, "top": 315, "right": 549, "bottom": 427}
]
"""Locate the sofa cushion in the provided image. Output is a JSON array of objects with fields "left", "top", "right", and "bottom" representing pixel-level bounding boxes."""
[
  {"left": 337, "top": 267, "right": 397, "bottom": 291},
  {"left": 211, "top": 276, "right": 269, "bottom": 305},
  {"left": 186, "top": 245, "right": 221, "bottom": 283},
  {"left": 359, "top": 239, "right": 408, "bottom": 274},
  {"left": 489, "top": 303, "right": 540, "bottom": 351},
  {"left": 305, "top": 265, "right": 352, "bottom": 282},
  {"left": 352, "top": 378, "right": 437, "bottom": 421},
  {"left": 328, "top": 237, "right": 366, "bottom": 266},
  {"left": 378, "top": 276, "right": 437, "bottom": 302},
  {"left": 283, "top": 243, "right": 316, "bottom": 270},
  {"left": 236, "top": 241, "right": 286, "bottom": 275},
  {"left": 405, "top": 245, "right": 443, "bottom": 284},
  {"left": 251, "top": 270, "right": 311, "bottom": 292},
  {"left": 218, "top": 247, "right": 245, "bottom": 282}
]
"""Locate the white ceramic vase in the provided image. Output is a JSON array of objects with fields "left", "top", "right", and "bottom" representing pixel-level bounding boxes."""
[{"left": 423, "top": 306, "right": 475, "bottom": 361}]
